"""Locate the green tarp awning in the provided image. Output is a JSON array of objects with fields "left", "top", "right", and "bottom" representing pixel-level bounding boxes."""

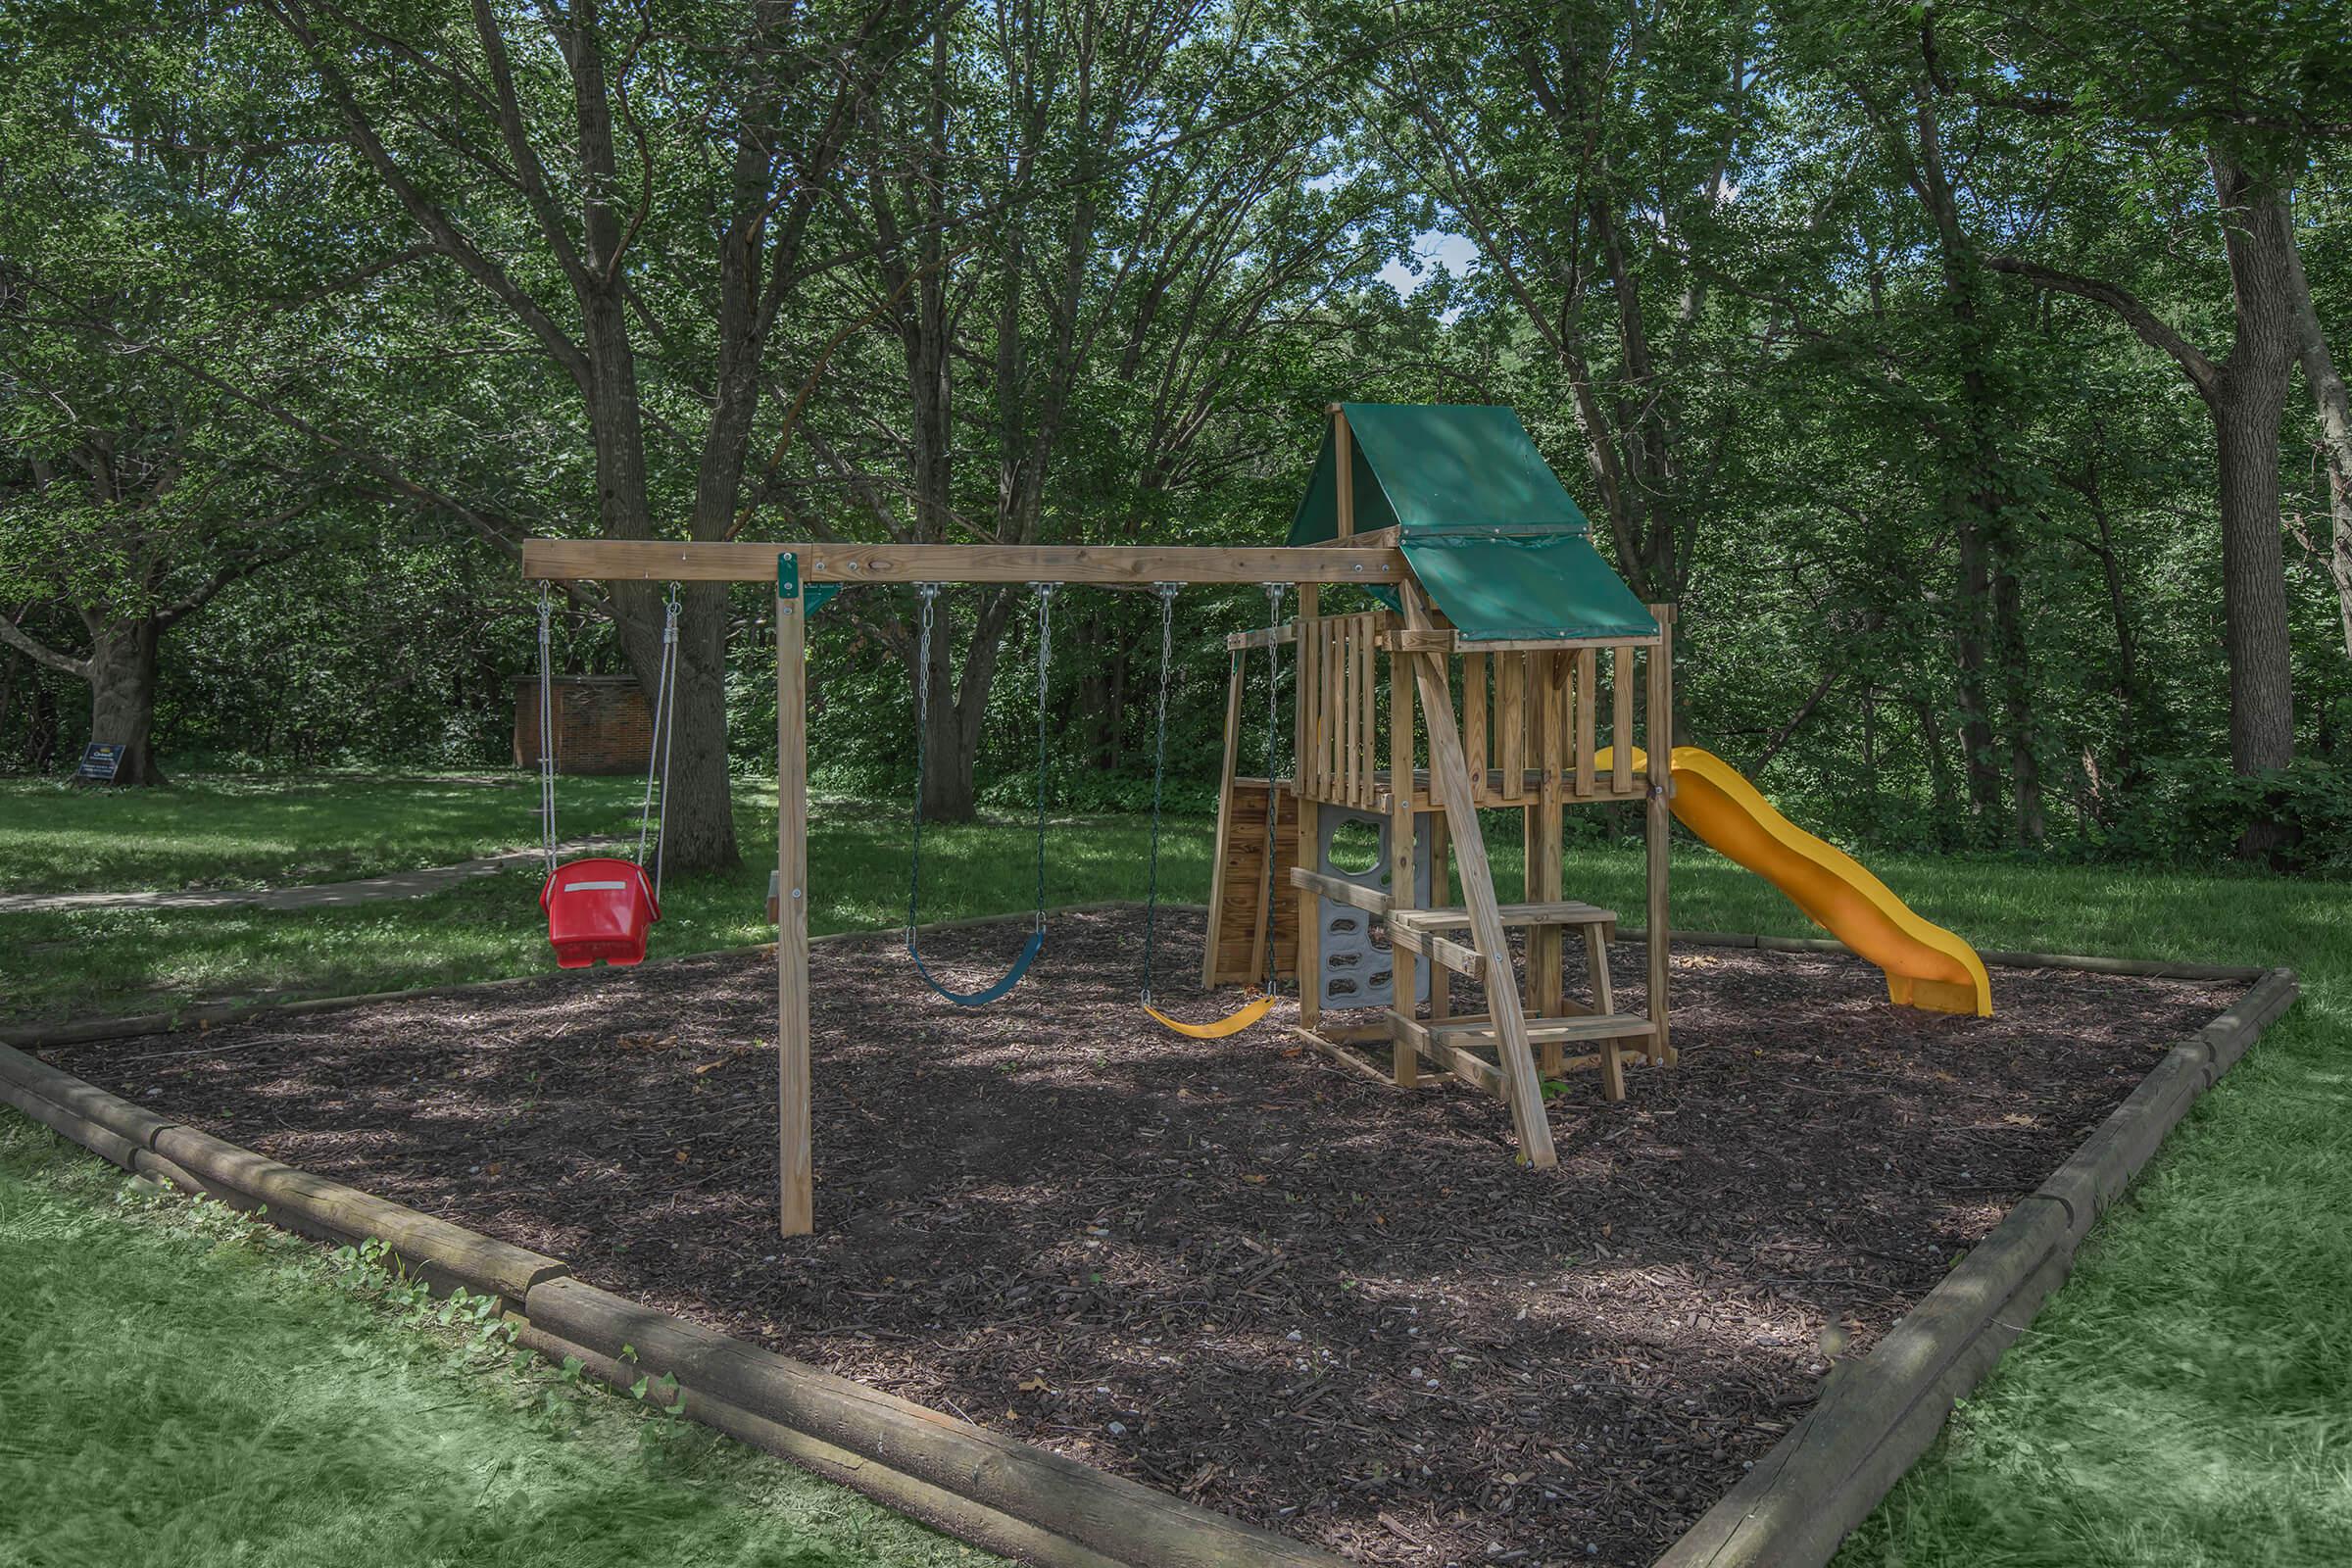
[
  {"left": 1401, "top": 528, "right": 1657, "bottom": 643},
  {"left": 1284, "top": 403, "right": 1655, "bottom": 641}
]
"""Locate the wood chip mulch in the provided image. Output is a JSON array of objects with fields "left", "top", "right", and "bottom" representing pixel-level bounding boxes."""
[{"left": 45, "top": 908, "right": 2241, "bottom": 1567}]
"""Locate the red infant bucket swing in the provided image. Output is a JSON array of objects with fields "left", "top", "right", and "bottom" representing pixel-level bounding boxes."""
[{"left": 534, "top": 584, "right": 679, "bottom": 967}]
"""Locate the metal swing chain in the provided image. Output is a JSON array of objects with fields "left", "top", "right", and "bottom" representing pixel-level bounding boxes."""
[
  {"left": 634, "top": 584, "right": 682, "bottom": 896},
  {"left": 906, "top": 582, "right": 940, "bottom": 940},
  {"left": 535, "top": 584, "right": 558, "bottom": 879},
  {"left": 907, "top": 582, "right": 1054, "bottom": 942},
  {"left": 1140, "top": 581, "right": 1180, "bottom": 1005},
  {"left": 1028, "top": 582, "right": 1054, "bottom": 934},
  {"left": 654, "top": 583, "right": 680, "bottom": 899}
]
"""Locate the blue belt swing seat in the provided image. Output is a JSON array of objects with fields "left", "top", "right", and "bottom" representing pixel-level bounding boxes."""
[
  {"left": 534, "top": 583, "right": 680, "bottom": 968},
  {"left": 904, "top": 582, "right": 1054, "bottom": 1005}
]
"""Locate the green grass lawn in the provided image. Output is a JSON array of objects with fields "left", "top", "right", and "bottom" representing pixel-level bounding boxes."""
[
  {"left": 1, "top": 770, "right": 2345, "bottom": 1566},
  {"left": 0, "top": 1116, "right": 999, "bottom": 1568},
  {"left": 0, "top": 780, "right": 1212, "bottom": 1022},
  {"left": 0, "top": 770, "right": 660, "bottom": 894}
]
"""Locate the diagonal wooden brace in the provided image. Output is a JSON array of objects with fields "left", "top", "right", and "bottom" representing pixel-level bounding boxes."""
[{"left": 1396, "top": 582, "right": 1558, "bottom": 1168}]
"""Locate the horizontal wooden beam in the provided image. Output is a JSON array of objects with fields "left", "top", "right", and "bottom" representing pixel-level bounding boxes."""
[
  {"left": 1456, "top": 633, "right": 1663, "bottom": 653},
  {"left": 1287, "top": 866, "right": 1392, "bottom": 917},
  {"left": 522, "top": 539, "right": 1407, "bottom": 586}
]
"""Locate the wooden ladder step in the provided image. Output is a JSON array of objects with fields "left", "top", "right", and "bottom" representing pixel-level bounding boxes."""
[
  {"left": 1383, "top": 920, "right": 1486, "bottom": 981},
  {"left": 1389, "top": 1012, "right": 1507, "bottom": 1100},
  {"left": 1428, "top": 1012, "right": 1656, "bottom": 1047},
  {"left": 1389, "top": 1013, "right": 1662, "bottom": 1101},
  {"left": 1390, "top": 900, "right": 1617, "bottom": 935}
]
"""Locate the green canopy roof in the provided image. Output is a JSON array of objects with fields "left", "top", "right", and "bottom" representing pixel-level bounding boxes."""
[
  {"left": 1289, "top": 404, "right": 1592, "bottom": 543},
  {"left": 1287, "top": 403, "right": 1656, "bottom": 642},
  {"left": 1400, "top": 528, "right": 1657, "bottom": 642}
]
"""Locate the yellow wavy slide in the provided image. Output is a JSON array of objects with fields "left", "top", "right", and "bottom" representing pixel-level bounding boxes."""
[{"left": 1595, "top": 746, "right": 1992, "bottom": 1017}]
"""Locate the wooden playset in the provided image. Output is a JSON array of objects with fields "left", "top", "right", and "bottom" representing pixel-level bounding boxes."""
[{"left": 525, "top": 402, "right": 1989, "bottom": 1237}]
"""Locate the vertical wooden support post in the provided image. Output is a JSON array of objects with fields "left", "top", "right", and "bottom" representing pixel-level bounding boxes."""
[
  {"left": 775, "top": 552, "right": 812, "bottom": 1237},
  {"left": 1428, "top": 811, "right": 1453, "bottom": 1025},
  {"left": 1344, "top": 618, "right": 1359, "bottom": 807},
  {"left": 1399, "top": 583, "right": 1556, "bottom": 1168},
  {"left": 1387, "top": 642, "right": 1419, "bottom": 1087},
  {"left": 1296, "top": 582, "right": 1321, "bottom": 1032},
  {"left": 1590, "top": 920, "right": 1626, "bottom": 1100},
  {"left": 1318, "top": 620, "right": 1336, "bottom": 799},
  {"left": 1332, "top": 406, "right": 1354, "bottom": 539},
  {"left": 1463, "top": 653, "right": 1489, "bottom": 805},
  {"left": 1574, "top": 648, "right": 1597, "bottom": 798},
  {"left": 1530, "top": 657, "right": 1566, "bottom": 1074},
  {"left": 1496, "top": 653, "right": 1525, "bottom": 793},
  {"left": 1645, "top": 605, "right": 1676, "bottom": 1067},
  {"left": 1610, "top": 647, "right": 1635, "bottom": 795},
  {"left": 1202, "top": 650, "right": 1247, "bottom": 989}
]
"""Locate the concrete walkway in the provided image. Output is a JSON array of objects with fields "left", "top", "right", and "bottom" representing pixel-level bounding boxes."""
[{"left": 0, "top": 840, "right": 631, "bottom": 916}]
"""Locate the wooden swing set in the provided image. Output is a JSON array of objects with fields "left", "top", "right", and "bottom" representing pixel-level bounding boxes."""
[{"left": 523, "top": 404, "right": 1678, "bottom": 1236}]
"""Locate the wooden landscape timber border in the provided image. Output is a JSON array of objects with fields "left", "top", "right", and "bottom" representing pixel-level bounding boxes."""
[
  {"left": 0, "top": 1023, "right": 1341, "bottom": 1568},
  {"left": 1652, "top": 960, "right": 2299, "bottom": 1568},
  {"left": 0, "top": 922, "right": 2300, "bottom": 1568}
]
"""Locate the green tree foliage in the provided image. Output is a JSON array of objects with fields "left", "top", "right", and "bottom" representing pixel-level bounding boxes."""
[{"left": 3, "top": 0, "right": 2349, "bottom": 870}]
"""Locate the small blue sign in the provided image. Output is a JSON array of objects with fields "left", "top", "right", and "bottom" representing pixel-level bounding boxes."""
[{"left": 74, "top": 743, "right": 126, "bottom": 783}]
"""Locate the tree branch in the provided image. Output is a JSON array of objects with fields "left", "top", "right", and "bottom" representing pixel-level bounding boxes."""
[
  {"left": 0, "top": 612, "right": 90, "bottom": 678},
  {"left": 155, "top": 539, "right": 311, "bottom": 631},
  {"left": 1984, "top": 255, "right": 2221, "bottom": 398},
  {"left": 266, "top": 0, "right": 593, "bottom": 393}
]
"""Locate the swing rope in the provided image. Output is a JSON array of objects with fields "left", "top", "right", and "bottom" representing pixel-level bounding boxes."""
[
  {"left": 1140, "top": 581, "right": 1280, "bottom": 1040},
  {"left": 906, "top": 582, "right": 1052, "bottom": 1006},
  {"left": 633, "top": 584, "right": 682, "bottom": 899}
]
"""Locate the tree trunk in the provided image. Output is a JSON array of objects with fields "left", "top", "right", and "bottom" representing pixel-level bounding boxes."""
[
  {"left": 2205, "top": 158, "right": 2300, "bottom": 795},
  {"left": 2211, "top": 385, "right": 2297, "bottom": 774},
  {"left": 915, "top": 618, "right": 979, "bottom": 823},
  {"left": 653, "top": 586, "right": 738, "bottom": 870},
  {"left": 1903, "top": 85, "right": 2022, "bottom": 842},
  {"left": 1951, "top": 514, "right": 2002, "bottom": 829},
  {"left": 84, "top": 617, "right": 166, "bottom": 786},
  {"left": 580, "top": 274, "right": 738, "bottom": 872},
  {"left": 2277, "top": 189, "right": 2352, "bottom": 661},
  {"left": 29, "top": 678, "right": 59, "bottom": 771},
  {"left": 1991, "top": 554, "right": 2043, "bottom": 845},
  {"left": 1913, "top": 695, "right": 1957, "bottom": 846},
  {"left": 2062, "top": 445, "right": 2148, "bottom": 786}
]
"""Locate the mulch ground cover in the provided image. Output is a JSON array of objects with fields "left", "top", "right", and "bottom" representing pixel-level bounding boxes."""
[{"left": 44, "top": 908, "right": 2241, "bottom": 1567}]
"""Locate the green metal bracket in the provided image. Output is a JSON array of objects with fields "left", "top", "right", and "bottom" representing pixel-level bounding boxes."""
[{"left": 776, "top": 551, "right": 800, "bottom": 602}]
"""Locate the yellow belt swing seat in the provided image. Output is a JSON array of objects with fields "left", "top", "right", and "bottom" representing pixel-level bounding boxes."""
[{"left": 1137, "top": 582, "right": 1281, "bottom": 1039}]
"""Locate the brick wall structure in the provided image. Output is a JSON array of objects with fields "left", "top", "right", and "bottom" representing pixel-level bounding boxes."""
[{"left": 513, "top": 676, "right": 656, "bottom": 776}]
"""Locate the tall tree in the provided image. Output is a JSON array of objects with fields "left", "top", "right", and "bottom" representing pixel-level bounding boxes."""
[
  {"left": 784, "top": 0, "right": 1377, "bottom": 818},
  {"left": 1369, "top": 0, "right": 1763, "bottom": 606},
  {"left": 236, "top": 0, "right": 911, "bottom": 867},
  {"left": 0, "top": 2, "right": 331, "bottom": 783},
  {"left": 1945, "top": 0, "right": 2352, "bottom": 850}
]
